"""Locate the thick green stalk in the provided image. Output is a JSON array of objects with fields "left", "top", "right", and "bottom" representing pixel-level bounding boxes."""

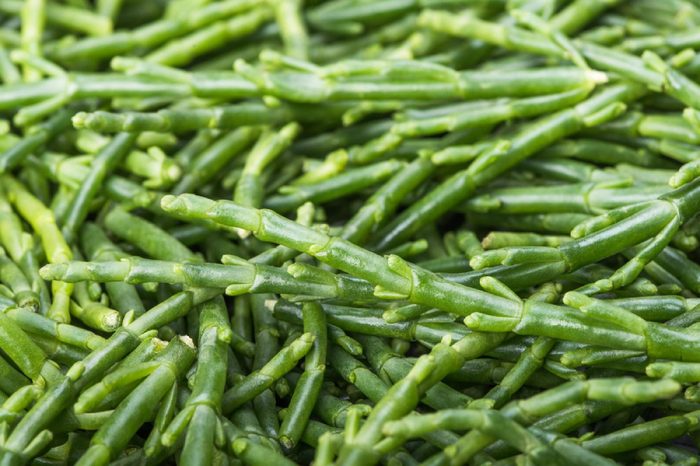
[
  {"left": 222, "top": 332, "right": 314, "bottom": 414},
  {"left": 62, "top": 133, "right": 136, "bottom": 244},
  {"left": 278, "top": 302, "right": 327, "bottom": 450}
]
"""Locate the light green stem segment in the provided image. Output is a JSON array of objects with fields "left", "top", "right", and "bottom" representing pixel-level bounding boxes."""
[
  {"left": 234, "top": 122, "right": 300, "bottom": 208},
  {"left": 160, "top": 194, "right": 521, "bottom": 319},
  {"left": 39, "top": 256, "right": 369, "bottom": 300},
  {"left": 1, "top": 175, "right": 72, "bottom": 322},
  {"left": 20, "top": 0, "right": 45, "bottom": 82},
  {"left": 222, "top": 332, "right": 314, "bottom": 413}
]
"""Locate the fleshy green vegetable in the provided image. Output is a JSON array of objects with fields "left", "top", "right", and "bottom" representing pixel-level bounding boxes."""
[{"left": 2, "top": 2, "right": 700, "bottom": 465}]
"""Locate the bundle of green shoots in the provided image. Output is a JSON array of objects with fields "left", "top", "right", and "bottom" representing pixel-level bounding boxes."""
[{"left": 4, "top": 0, "right": 700, "bottom": 464}]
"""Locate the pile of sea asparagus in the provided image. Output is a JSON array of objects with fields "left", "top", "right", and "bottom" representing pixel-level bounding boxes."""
[{"left": 3, "top": 0, "right": 700, "bottom": 464}]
